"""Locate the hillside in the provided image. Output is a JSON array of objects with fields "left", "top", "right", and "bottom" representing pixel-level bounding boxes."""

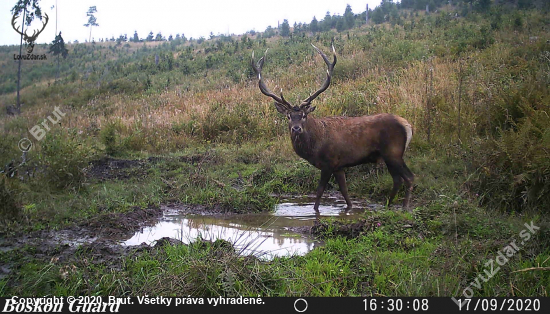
[{"left": 0, "top": 1, "right": 549, "bottom": 297}]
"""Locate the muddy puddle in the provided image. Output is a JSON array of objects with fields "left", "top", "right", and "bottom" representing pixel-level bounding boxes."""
[{"left": 124, "top": 196, "right": 381, "bottom": 259}]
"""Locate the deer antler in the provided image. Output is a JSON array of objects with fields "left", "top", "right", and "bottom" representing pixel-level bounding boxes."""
[
  {"left": 251, "top": 50, "right": 292, "bottom": 109},
  {"left": 11, "top": 13, "right": 24, "bottom": 37},
  {"left": 26, "top": 13, "right": 49, "bottom": 43},
  {"left": 11, "top": 12, "right": 49, "bottom": 43},
  {"left": 300, "top": 44, "right": 337, "bottom": 108}
]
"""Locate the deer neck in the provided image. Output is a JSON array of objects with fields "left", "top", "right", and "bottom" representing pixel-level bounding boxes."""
[{"left": 290, "top": 117, "right": 319, "bottom": 161}]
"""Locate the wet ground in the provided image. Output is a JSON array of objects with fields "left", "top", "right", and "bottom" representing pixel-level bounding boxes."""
[
  {"left": 80, "top": 156, "right": 384, "bottom": 258},
  {"left": 123, "top": 196, "right": 382, "bottom": 259},
  {"left": 0, "top": 195, "right": 383, "bottom": 279},
  {"left": 0, "top": 206, "right": 164, "bottom": 279},
  {"left": 0, "top": 175, "right": 390, "bottom": 283},
  {"left": 84, "top": 155, "right": 219, "bottom": 182}
]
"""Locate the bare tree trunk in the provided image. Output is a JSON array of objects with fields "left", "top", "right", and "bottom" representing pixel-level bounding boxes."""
[
  {"left": 458, "top": 60, "right": 463, "bottom": 143},
  {"left": 16, "top": 8, "right": 27, "bottom": 113},
  {"left": 89, "top": 25, "right": 92, "bottom": 42},
  {"left": 56, "top": 54, "right": 60, "bottom": 81},
  {"left": 55, "top": 0, "right": 59, "bottom": 81},
  {"left": 55, "top": 0, "right": 58, "bottom": 36}
]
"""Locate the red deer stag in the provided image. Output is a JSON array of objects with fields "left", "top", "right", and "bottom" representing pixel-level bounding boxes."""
[{"left": 251, "top": 44, "right": 414, "bottom": 211}]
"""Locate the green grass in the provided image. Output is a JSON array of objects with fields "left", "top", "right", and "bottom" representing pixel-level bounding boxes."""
[
  {"left": 1, "top": 128, "right": 549, "bottom": 297},
  {"left": 1, "top": 3, "right": 549, "bottom": 297},
  {"left": 3, "top": 201, "right": 547, "bottom": 296}
]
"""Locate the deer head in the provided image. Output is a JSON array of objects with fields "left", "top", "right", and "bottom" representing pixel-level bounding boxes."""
[
  {"left": 251, "top": 44, "right": 336, "bottom": 135},
  {"left": 12, "top": 12, "right": 49, "bottom": 51}
]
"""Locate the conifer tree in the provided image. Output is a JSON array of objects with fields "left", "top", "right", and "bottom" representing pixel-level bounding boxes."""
[
  {"left": 49, "top": 32, "right": 69, "bottom": 80},
  {"left": 84, "top": 6, "right": 99, "bottom": 42}
]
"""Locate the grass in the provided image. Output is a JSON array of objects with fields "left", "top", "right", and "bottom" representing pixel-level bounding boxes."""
[
  {"left": 1, "top": 4, "right": 549, "bottom": 297},
  {"left": 2, "top": 112, "right": 549, "bottom": 296},
  {"left": 1, "top": 140, "right": 548, "bottom": 296},
  {"left": 2, "top": 201, "right": 547, "bottom": 296}
]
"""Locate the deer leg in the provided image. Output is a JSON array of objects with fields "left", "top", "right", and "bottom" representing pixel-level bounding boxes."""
[
  {"left": 314, "top": 169, "right": 333, "bottom": 212},
  {"left": 334, "top": 170, "right": 352, "bottom": 209},
  {"left": 385, "top": 161, "right": 404, "bottom": 207},
  {"left": 401, "top": 163, "right": 415, "bottom": 210},
  {"left": 388, "top": 175, "right": 404, "bottom": 206}
]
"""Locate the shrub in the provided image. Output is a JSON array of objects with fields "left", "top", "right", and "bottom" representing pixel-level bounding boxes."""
[
  {"left": 39, "top": 130, "right": 98, "bottom": 190},
  {"left": 100, "top": 121, "right": 119, "bottom": 156},
  {"left": 0, "top": 178, "right": 19, "bottom": 220},
  {"left": 474, "top": 109, "right": 550, "bottom": 212}
]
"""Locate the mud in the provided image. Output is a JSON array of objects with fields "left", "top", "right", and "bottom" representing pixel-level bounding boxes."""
[
  {"left": 0, "top": 200, "right": 287, "bottom": 277},
  {"left": 85, "top": 153, "right": 219, "bottom": 182},
  {"left": 0, "top": 201, "right": 255, "bottom": 272},
  {"left": 0, "top": 206, "right": 164, "bottom": 280},
  {"left": 0, "top": 185, "right": 381, "bottom": 282},
  {"left": 311, "top": 216, "right": 383, "bottom": 238},
  {"left": 120, "top": 196, "right": 385, "bottom": 259},
  {"left": 85, "top": 157, "right": 147, "bottom": 181}
]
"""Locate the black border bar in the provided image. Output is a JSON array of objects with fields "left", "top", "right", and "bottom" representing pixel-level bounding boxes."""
[{"left": 1, "top": 297, "right": 548, "bottom": 313}]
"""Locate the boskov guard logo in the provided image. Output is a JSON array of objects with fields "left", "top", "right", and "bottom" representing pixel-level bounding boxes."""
[{"left": 11, "top": 12, "right": 49, "bottom": 54}]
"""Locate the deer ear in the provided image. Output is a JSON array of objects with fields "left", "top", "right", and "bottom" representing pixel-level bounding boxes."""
[
  {"left": 305, "top": 106, "right": 316, "bottom": 114},
  {"left": 274, "top": 102, "right": 288, "bottom": 114}
]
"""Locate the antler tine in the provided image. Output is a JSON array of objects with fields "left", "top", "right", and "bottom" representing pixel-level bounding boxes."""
[
  {"left": 251, "top": 49, "right": 292, "bottom": 108},
  {"left": 251, "top": 51, "right": 256, "bottom": 73},
  {"left": 39, "top": 13, "right": 49, "bottom": 32},
  {"left": 11, "top": 13, "right": 24, "bottom": 36},
  {"left": 280, "top": 90, "right": 290, "bottom": 106},
  {"left": 27, "top": 13, "right": 49, "bottom": 42},
  {"left": 311, "top": 44, "right": 336, "bottom": 73},
  {"left": 301, "top": 44, "right": 337, "bottom": 107},
  {"left": 251, "top": 49, "right": 268, "bottom": 78}
]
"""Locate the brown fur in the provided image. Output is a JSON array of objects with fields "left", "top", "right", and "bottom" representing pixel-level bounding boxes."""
[
  {"left": 252, "top": 46, "right": 414, "bottom": 211},
  {"left": 288, "top": 113, "right": 415, "bottom": 211}
]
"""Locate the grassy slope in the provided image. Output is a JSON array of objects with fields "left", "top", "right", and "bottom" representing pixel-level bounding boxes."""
[{"left": 1, "top": 5, "right": 549, "bottom": 296}]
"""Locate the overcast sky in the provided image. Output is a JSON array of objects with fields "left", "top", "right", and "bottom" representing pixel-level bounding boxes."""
[{"left": 0, "top": 0, "right": 382, "bottom": 46}]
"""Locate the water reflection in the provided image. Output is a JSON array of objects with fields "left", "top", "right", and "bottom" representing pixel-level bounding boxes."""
[{"left": 124, "top": 197, "right": 378, "bottom": 259}]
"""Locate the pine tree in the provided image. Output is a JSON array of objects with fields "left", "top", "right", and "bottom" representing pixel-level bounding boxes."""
[
  {"left": 11, "top": 0, "right": 46, "bottom": 113},
  {"left": 344, "top": 4, "right": 355, "bottom": 30},
  {"left": 49, "top": 32, "right": 69, "bottom": 80},
  {"left": 310, "top": 16, "right": 319, "bottom": 33},
  {"left": 322, "top": 12, "right": 333, "bottom": 31},
  {"left": 281, "top": 19, "right": 290, "bottom": 37},
  {"left": 84, "top": 6, "right": 99, "bottom": 42},
  {"left": 336, "top": 17, "right": 346, "bottom": 32}
]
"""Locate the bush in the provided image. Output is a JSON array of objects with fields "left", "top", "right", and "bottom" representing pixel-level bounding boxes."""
[
  {"left": 100, "top": 121, "right": 119, "bottom": 156},
  {"left": 200, "top": 103, "right": 260, "bottom": 143},
  {"left": 0, "top": 178, "right": 19, "bottom": 220},
  {"left": 39, "top": 130, "right": 98, "bottom": 190},
  {"left": 474, "top": 110, "right": 550, "bottom": 211}
]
